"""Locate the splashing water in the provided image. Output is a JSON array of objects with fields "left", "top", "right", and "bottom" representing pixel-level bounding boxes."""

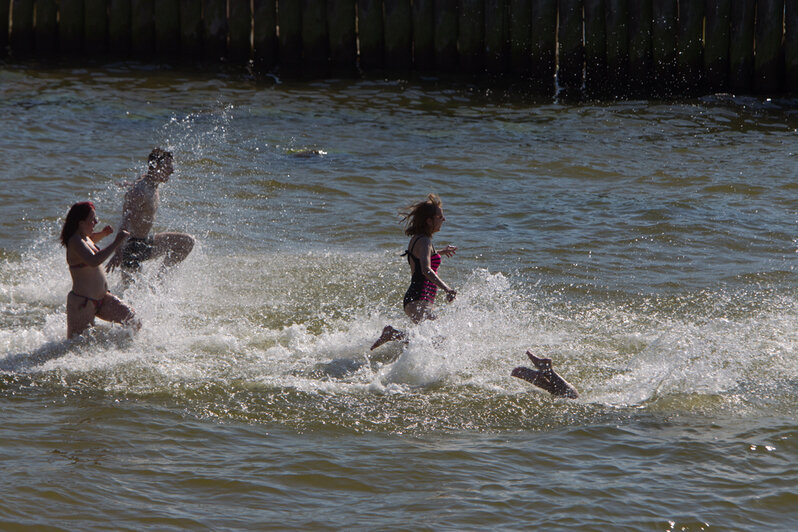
[{"left": 2, "top": 78, "right": 797, "bottom": 435}]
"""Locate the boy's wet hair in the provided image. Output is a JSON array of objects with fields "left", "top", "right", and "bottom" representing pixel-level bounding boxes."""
[{"left": 148, "top": 148, "right": 173, "bottom": 168}]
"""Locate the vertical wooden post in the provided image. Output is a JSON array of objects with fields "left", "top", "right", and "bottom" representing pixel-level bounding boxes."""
[
  {"left": 84, "top": 0, "right": 108, "bottom": 54},
  {"left": 558, "top": 0, "right": 584, "bottom": 94},
  {"left": 131, "top": 0, "right": 155, "bottom": 57},
  {"left": 109, "top": 0, "right": 131, "bottom": 56},
  {"left": 154, "top": 0, "right": 180, "bottom": 58},
  {"left": 651, "top": 0, "right": 677, "bottom": 94},
  {"left": 729, "top": 0, "right": 754, "bottom": 92},
  {"left": 358, "top": 0, "right": 383, "bottom": 69},
  {"left": 35, "top": 0, "right": 59, "bottom": 55},
  {"left": 484, "top": 0, "right": 509, "bottom": 74},
  {"left": 413, "top": 0, "right": 435, "bottom": 70},
  {"left": 229, "top": 0, "right": 252, "bottom": 61},
  {"left": 584, "top": 0, "right": 607, "bottom": 96},
  {"left": 703, "top": 0, "right": 730, "bottom": 92},
  {"left": 203, "top": 0, "right": 227, "bottom": 60},
  {"left": 384, "top": 0, "right": 413, "bottom": 70},
  {"left": 786, "top": 0, "right": 798, "bottom": 91},
  {"left": 326, "top": 0, "right": 355, "bottom": 70},
  {"left": 510, "top": 0, "right": 533, "bottom": 73},
  {"left": 302, "top": 0, "right": 328, "bottom": 67},
  {"left": 531, "top": 0, "right": 556, "bottom": 90},
  {"left": 278, "top": 0, "right": 302, "bottom": 67},
  {"left": 604, "top": 0, "right": 628, "bottom": 94},
  {"left": 755, "top": 0, "right": 784, "bottom": 94},
  {"left": 0, "top": 0, "right": 8, "bottom": 53},
  {"left": 434, "top": 0, "right": 458, "bottom": 70},
  {"left": 179, "top": 0, "right": 203, "bottom": 59},
  {"left": 10, "top": 0, "right": 35, "bottom": 55},
  {"left": 459, "top": 0, "right": 484, "bottom": 73},
  {"left": 677, "top": 0, "right": 704, "bottom": 93},
  {"left": 628, "top": 0, "right": 652, "bottom": 94},
  {"left": 60, "top": 0, "right": 86, "bottom": 55},
  {"left": 254, "top": 0, "right": 277, "bottom": 67}
]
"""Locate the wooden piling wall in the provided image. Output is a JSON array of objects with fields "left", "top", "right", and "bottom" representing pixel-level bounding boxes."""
[
  {"left": 35, "top": 0, "right": 58, "bottom": 54},
  {"left": 2, "top": 0, "right": 797, "bottom": 95},
  {"left": 651, "top": 0, "right": 677, "bottom": 93}
]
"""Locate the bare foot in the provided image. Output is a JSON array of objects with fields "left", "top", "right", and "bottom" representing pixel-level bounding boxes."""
[
  {"left": 525, "top": 350, "right": 552, "bottom": 370},
  {"left": 371, "top": 325, "right": 405, "bottom": 350},
  {"left": 515, "top": 351, "right": 579, "bottom": 399}
]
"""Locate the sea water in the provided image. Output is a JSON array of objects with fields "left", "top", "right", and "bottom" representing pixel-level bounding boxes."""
[{"left": 1, "top": 65, "right": 797, "bottom": 530}]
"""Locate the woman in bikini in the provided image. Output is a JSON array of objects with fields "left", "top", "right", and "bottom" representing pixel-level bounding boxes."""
[
  {"left": 371, "top": 194, "right": 457, "bottom": 350},
  {"left": 61, "top": 201, "right": 139, "bottom": 339}
]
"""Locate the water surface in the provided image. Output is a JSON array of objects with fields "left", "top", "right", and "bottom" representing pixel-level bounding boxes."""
[{"left": 1, "top": 65, "right": 797, "bottom": 530}]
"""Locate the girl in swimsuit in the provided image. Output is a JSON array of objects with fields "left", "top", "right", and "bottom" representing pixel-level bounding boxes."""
[
  {"left": 371, "top": 194, "right": 457, "bottom": 350},
  {"left": 61, "top": 202, "right": 139, "bottom": 339}
]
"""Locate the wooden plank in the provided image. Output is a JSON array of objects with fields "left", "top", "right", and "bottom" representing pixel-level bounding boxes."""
[
  {"left": 604, "top": 0, "right": 628, "bottom": 93},
  {"left": 154, "top": 0, "right": 180, "bottom": 57},
  {"left": 59, "top": 0, "right": 86, "bottom": 54},
  {"left": 676, "top": 0, "right": 704, "bottom": 92},
  {"left": 0, "top": 0, "right": 8, "bottom": 52},
  {"left": 558, "top": 0, "right": 584, "bottom": 92},
  {"left": 35, "top": 0, "right": 59, "bottom": 54},
  {"left": 84, "top": 0, "right": 108, "bottom": 54},
  {"left": 10, "top": 0, "right": 35, "bottom": 54},
  {"left": 531, "top": 0, "right": 556, "bottom": 87},
  {"left": 434, "top": 0, "right": 458, "bottom": 70},
  {"left": 729, "top": 0, "right": 754, "bottom": 92},
  {"left": 358, "top": 0, "right": 383, "bottom": 69},
  {"left": 203, "top": 0, "right": 227, "bottom": 59},
  {"left": 651, "top": 0, "right": 677, "bottom": 92},
  {"left": 584, "top": 0, "right": 606, "bottom": 94},
  {"left": 510, "top": 0, "right": 532, "bottom": 72},
  {"left": 278, "top": 0, "right": 302, "bottom": 66},
  {"left": 412, "top": 0, "right": 435, "bottom": 70},
  {"left": 179, "top": 0, "right": 202, "bottom": 59},
  {"left": 755, "top": 0, "right": 784, "bottom": 93},
  {"left": 459, "top": 0, "right": 484, "bottom": 72},
  {"left": 385, "top": 0, "right": 413, "bottom": 70},
  {"left": 254, "top": 0, "right": 277, "bottom": 67},
  {"left": 627, "top": 0, "right": 652, "bottom": 93},
  {"left": 301, "top": 0, "right": 328, "bottom": 67},
  {"left": 326, "top": 0, "right": 355, "bottom": 69},
  {"left": 787, "top": 0, "right": 798, "bottom": 91},
  {"left": 229, "top": 0, "right": 252, "bottom": 61},
  {"left": 484, "top": 0, "right": 509, "bottom": 73},
  {"left": 131, "top": 0, "right": 155, "bottom": 57},
  {"left": 109, "top": 0, "right": 131, "bottom": 56},
  {"left": 704, "top": 0, "right": 730, "bottom": 92}
]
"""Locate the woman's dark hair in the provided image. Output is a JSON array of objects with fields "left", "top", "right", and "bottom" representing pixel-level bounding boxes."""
[
  {"left": 400, "top": 194, "right": 442, "bottom": 236},
  {"left": 60, "top": 202, "right": 95, "bottom": 247}
]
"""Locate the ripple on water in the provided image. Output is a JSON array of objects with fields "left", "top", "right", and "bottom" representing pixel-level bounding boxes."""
[{"left": 1, "top": 68, "right": 797, "bottom": 529}]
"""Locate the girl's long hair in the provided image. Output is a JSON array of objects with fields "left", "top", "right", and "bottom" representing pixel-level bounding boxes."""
[
  {"left": 400, "top": 194, "right": 442, "bottom": 236},
  {"left": 60, "top": 202, "right": 94, "bottom": 247}
]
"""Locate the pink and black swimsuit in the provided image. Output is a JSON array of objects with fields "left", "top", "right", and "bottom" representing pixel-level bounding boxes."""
[{"left": 402, "top": 236, "right": 442, "bottom": 307}]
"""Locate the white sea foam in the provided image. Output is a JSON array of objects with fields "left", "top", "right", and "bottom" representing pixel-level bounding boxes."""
[
  {"left": 3, "top": 99, "right": 796, "bottom": 419},
  {"left": 2, "top": 236, "right": 796, "bottom": 419}
]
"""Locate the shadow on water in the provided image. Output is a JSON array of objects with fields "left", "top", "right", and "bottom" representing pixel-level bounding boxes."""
[
  {"left": 0, "top": 328, "right": 135, "bottom": 374},
  {"left": 305, "top": 347, "right": 403, "bottom": 380},
  {"left": 0, "top": 340, "right": 71, "bottom": 373}
]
